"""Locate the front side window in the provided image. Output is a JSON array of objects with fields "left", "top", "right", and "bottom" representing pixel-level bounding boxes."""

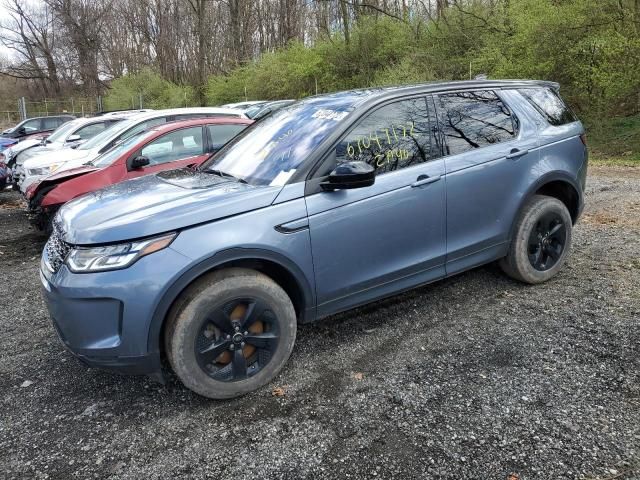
[
  {"left": 437, "top": 91, "right": 517, "bottom": 156},
  {"left": 78, "top": 118, "right": 138, "bottom": 151},
  {"left": 45, "top": 121, "right": 79, "bottom": 143},
  {"left": 140, "top": 126, "right": 204, "bottom": 165},
  {"left": 335, "top": 98, "right": 440, "bottom": 175},
  {"left": 75, "top": 122, "right": 108, "bottom": 140},
  {"left": 21, "top": 119, "right": 41, "bottom": 133}
]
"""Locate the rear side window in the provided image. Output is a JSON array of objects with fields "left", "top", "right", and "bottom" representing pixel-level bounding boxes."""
[
  {"left": 207, "top": 124, "right": 247, "bottom": 151},
  {"left": 336, "top": 97, "right": 441, "bottom": 175},
  {"left": 519, "top": 88, "right": 577, "bottom": 126},
  {"left": 42, "top": 118, "right": 61, "bottom": 129},
  {"left": 437, "top": 90, "right": 517, "bottom": 156}
]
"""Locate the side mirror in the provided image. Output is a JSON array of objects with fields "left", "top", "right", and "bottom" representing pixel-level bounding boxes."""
[
  {"left": 321, "top": 161, "right": 375, "bottom": 191},
  {"left": 17, "top": 127, "right": 26, "bottom": 135},
  {"left": 66, "top": 134, "right": 82, "bottom": 143},
  {"left": 127, "top": 155, "right": 150, "bottom": 170}
]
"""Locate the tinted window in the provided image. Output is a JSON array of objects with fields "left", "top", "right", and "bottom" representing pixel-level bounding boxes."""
[
  {"left": 42, "top": 117, "right": 62, "bottom": 129},
  {"left": 207, "top": 124, "right": 247, "bottom": 151},
  {"left": 336, "top": 98, "right": 440, "bottom": 175},
  {"left": 437, "top": 91, "right": 516, "bottom": 156},
  {"left": 124, "top": 117, "right": 168, "bottom": 139},
  {"left": 140, "top": 126, "right": 204, "bottom": 165},
  {"left": 75, "top": 122, "right": 108, "bottom": 139},
  {"left": 519, "top": 88, "right": 577, "bottom": 126},
  {"left": 22, "top": 119, "right": 41, "bottom": 132}
]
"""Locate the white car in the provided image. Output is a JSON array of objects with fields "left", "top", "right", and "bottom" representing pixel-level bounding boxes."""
[
  {"left": 10, "top": 116, "right": 126, "bottom": 173},
  {"left": 221, "top": 101, "right": 268, "bottom": 111},
  {"left": 19, "top": 107, "right": 245, "bottom": 194}
]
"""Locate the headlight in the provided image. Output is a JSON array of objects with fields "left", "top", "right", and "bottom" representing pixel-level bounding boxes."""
[
  {"left": 66, "top": 233, "right": 176, "bottom": 273},
  {"left": 27, "top": 163, "right": 62, "bottom": 176}
]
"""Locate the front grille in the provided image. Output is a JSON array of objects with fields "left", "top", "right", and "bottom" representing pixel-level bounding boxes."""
[{"left": 44, "top": 225, "right": 71, "bottom": 273}]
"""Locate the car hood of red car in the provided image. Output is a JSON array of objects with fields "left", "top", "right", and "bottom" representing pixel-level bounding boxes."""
[
  {"left": 47, "top": 165, "right": 101, "bottom": 182},
  {"left": 27, "top": 165, "right": 100, "bottom": 200}
]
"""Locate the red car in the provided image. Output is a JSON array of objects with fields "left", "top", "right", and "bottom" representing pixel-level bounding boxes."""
[{"left": 27, "top": 117, "right": 252, "bottom": 230}]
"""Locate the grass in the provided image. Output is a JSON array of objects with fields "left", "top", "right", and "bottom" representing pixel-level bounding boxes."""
[
  {"left": 589, "top": 155, "right": 639, "bottom": 167},
  {"left": 587, "top": 114, "right": 640, "bottom": 166}
]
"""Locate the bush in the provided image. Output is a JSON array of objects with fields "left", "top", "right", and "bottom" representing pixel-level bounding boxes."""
[{"left": 104, "top": 69, "right": 196, "bottom": 110}]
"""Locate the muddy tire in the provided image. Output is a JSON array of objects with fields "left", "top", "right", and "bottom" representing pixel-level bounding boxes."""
[
  {"left": 500, "top": 195, "right": 573, "bottom": 284},
  {"left": 165, "top": 268, "right": 296, "bottom": 399}
]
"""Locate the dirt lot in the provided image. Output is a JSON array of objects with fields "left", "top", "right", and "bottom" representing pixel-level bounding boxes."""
[{"left": 0, "top": 166, "right": 639, "bottom": 480}]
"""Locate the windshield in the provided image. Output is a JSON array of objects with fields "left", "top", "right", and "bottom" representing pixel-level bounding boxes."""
[
  {"left": 46, "top": 121, "right": 80, "bottom": 143},
  {"left": 77, "top": 117, "right": 138, "bottom": 151},
  {"left": 203, "top": 99, "right": 355, "bottom": 186},
  {"left": 89, "top": 130, "right": 155, "bottom": 168}
]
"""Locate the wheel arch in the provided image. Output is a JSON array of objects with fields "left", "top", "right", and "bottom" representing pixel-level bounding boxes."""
[
  {"left": 509, "top": 172, "right": 583, "bottom": 242},
  {"left": 148, "top": 248, "right": 315, "bottom": 356}
]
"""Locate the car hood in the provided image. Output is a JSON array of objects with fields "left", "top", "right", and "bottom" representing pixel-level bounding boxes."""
[
  {"left": 0, "top": 136, "right": 18, "bottom": 147},
  {"left": 9, "top": 138, "right": 41, "bottom": 155},
  {"left": 46, "top": 164, "right": 100, "bottom": 182},
  {"left": 57, "top": 168, "right": 282, "bottom": 245},
  {"left": 22, "top": 147, "right": 90, "bottom": 169}
]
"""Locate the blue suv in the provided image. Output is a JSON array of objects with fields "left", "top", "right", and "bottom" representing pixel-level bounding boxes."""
[{"left": 41, "top": 80, "right": 587, "bottom": 399}]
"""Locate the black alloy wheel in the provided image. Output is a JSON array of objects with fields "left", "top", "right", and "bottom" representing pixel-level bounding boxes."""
[
  {"left": 195, "top": 298, "right": 280, "bottom": 382},
  {"left": 527, "top": 212, "right": 566, "bottom": 271}
]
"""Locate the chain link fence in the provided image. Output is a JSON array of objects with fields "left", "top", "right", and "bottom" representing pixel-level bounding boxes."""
[{"left": 0, "top": 96, "right": 104, "bottom": 130}]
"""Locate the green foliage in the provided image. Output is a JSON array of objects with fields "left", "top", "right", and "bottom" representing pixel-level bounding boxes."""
[
  {"left": 104, "top": 68, "right": 196, "bottom": 110},
  {"left": 105, "top": 2, "right": 640, "bottom": 160}
]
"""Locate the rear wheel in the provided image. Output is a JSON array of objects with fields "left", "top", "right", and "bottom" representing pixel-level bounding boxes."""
[
  {"left": 500, "top": 195, "right": 572, "bottom": 284},
  {"left": 165, "top": 268, "right": 296, "bottom": 399}
]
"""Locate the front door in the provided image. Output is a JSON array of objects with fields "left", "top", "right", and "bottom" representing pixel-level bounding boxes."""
[
  {"left": 305, "top": 97, "right": 447, "bottom": 317},
  {"left": 126, "top": 126, "right": 208, "bottom": 180}
]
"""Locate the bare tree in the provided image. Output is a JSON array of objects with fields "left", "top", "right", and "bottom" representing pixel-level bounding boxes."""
[{"left": 0, "top": 0, "right": 61, "bottom": 96}]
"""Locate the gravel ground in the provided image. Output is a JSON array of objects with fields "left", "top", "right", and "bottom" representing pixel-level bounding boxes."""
[{"left": 1, "top": 165, "right": 639, "bottom": 480}]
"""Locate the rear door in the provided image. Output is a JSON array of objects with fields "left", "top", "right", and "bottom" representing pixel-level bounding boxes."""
[
  {"left": 305, "top": 96, "right": 447, "bottom": 316},
  {"left": 436, "top": 89, "right": 539, "bottom": 275}
]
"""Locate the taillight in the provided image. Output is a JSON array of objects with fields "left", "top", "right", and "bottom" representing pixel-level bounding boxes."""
[{"left": 579, "top": 133, "right": 587, "bottom": 146}]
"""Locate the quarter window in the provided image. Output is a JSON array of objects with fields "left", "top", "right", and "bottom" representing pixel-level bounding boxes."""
[
  {"left": 140, "top": 126, "right": 204, "bottom": 165},
  {"left": 519, "top": 88, "right": 577, "bottom": 126},
  {"left": 336, "top": 98, "right": 440, "bottom": 175},
  {"left": 437, "top": 91, "right": 516, "bottom": 156}
]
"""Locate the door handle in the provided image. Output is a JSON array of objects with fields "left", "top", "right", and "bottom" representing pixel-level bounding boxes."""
[
  {"left": 506, "top": 148, "right": 529, "bottom": 160},
  {"left": 411, "top": 174, "right": 441, "bottom": 188}
]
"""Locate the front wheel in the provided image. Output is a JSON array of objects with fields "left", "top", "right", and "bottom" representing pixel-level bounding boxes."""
[
  {"left": 165, "top": 268, "right": 297, "bottom": 399},
  {"left": 500, "top": 195, "right": 573, "bottom": 284}
]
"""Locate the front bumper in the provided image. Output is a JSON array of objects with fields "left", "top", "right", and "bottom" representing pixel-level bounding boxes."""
[
  {"left": 40, "top": 246, "right": 193, "bottom": 377},
  {"left": 19, "top": 173, "right": 44, "bottom": 194}
]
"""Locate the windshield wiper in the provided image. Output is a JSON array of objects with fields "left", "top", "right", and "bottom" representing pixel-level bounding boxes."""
[{"left": 205, "top": 169, "right": 248, "bottom": 184}]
